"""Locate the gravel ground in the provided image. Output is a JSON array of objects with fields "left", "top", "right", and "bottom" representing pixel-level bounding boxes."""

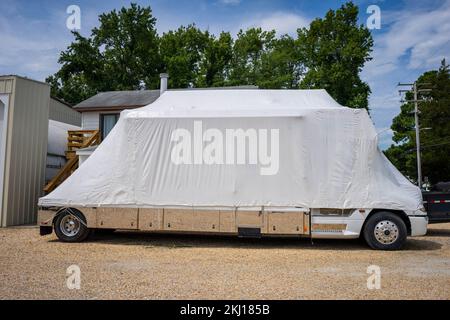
[{"left": 0, "top": 224, "right": 449, "bottom": 300}]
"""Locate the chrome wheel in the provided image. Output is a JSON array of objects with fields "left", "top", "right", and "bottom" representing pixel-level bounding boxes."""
[
  {"left": 59, "top": 215, "right": 81, "bottom": 237},
  {"left": 374, "top": 220, "right": 399, "bottom": 245}
]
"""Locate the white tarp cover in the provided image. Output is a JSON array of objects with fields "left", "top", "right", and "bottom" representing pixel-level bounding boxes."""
[{"left": 39, "top": 89, "right": 423, "bottom": 211}]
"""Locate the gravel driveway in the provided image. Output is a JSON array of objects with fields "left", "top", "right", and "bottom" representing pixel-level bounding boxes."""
[{"left": 0, "top": 223, "right": 449, "bottom": 299}]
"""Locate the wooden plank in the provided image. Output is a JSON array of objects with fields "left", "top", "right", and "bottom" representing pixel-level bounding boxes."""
[
  {"left": 97, "top": 208, "right": 138, "bottom": 229},
  {"left": 267, "top": 211, "right": 303, "bottom": 235},
  {"left": 68, "top": 130, "right": 98, "bottom": 135},
  {"left": 139, "top": 208, "right": 163, "bottom": 230},
  {"left": 219, "top": 209, "right": 236, "bottom": 233},
  {"left": 68, "top": 143, "right": 84, "bottom": 147},
  {"left": 192, "top": 209, "right": 220, "bottom": 232},
  {"left": 68, "top": 136, "right": 84, "bottom": 142},
  {"left": 236, "top": 210, "right": 264, "bottom": 229},
  {"left": 163, "top": 208, "right": 194, "bottom": 231},
  {"left": 43, "top": 157, "right": 78, "bottom": 193},
  {"left": 77, "top": 207, "right": 98, "bottom": 228},
  {"left": 65, "top": 151, "right": 76, "bottom": 159},
  {"left": 82, "top": 131, "right": 100, "bottom": 148}
]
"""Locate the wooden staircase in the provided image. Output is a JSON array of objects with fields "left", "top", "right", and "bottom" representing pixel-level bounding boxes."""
[
  {"left": 44, "top": 130, "right": 101, "bottom": 193},
  {"left": 66, "top": 130, "right": 101, "bottom": 160}
]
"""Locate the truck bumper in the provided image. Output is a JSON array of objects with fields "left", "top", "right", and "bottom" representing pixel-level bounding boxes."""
[{"left": 409, "top": 216, "right": 428, "bottom": 236}]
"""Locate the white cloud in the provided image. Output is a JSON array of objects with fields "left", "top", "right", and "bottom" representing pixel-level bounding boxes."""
[
  {"left": 240, "top": 11, "right": 310, "bottom": 36},
  {"left": 369, "top": 91, "right": 401, "bottom": 110},
  {"left": 219, "top": 0, "right": 241, "bottom": 4},
  {"left": 361, "top": 0, "right": 450, "bottom": 149},
  {"left": 377, "top": 128, "right": 394, "bottom": 150},
  {"left": 0, "top": 3, "right": 101, "bottom": 81},
  {"left": 0, "top": 13, "right": 64, "bottom": 80},
  {"left": 364, "top": 0, "right": 450, "bottom": 78}
]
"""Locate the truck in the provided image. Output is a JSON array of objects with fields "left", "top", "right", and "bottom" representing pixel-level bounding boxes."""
[
  {"left": 423, "top": 191, "right": 450, "bottom": 223},
  {"left": 37, "top": 89, "right": 428, "bottom": 250}
]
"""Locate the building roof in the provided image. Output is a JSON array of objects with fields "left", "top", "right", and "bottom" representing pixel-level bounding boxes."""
[
  {"left": 0, "top": 74, "right": 49, "bottom": 86},
  {"left": 51, "top": 96, "right": 74, "bottom": 109},
  {"left": 73, "top": 90, "right": 161, "bottom": 111},
  {"left": 73, "top": 86, "right": 260, "bottom": 112}
]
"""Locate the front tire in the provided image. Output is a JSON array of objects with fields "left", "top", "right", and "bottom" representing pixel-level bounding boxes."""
[
  {"left": 54, "top": 208, "right": 90, "bottom": 242},
  {"left": 363, "top": 211, "right": 407, "bottom": 250}
]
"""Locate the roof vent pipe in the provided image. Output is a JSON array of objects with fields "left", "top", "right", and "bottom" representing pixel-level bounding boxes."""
[{"left": 160, "top": 73, "right": 169, "bottom": 95}]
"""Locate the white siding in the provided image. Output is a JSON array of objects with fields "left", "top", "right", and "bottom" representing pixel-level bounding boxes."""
[{"left": 81, "top": 111, "right": 100, "bottom": 130}]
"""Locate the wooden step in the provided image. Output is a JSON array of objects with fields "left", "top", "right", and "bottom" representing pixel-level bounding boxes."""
[{"left": 44, "top": 156, "right": 79, "bottom": 193}]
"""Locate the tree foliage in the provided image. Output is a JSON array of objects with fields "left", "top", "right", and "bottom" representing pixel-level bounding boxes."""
[
  {"left": 227, "top": 28, "right": 276, "bottom": 86},
  {"left": 92, "top": 3, "right": 160, "bottom": 90},
  {"left": 48, "top": 2, "right": 372, "bottom": 110},
  {"left": 159, "top": 25, "right": 210, "bottom": 88},
  {"left": 197, "top": 32, "right": 233, "bottom": 87},
  {"left": 297, "top": 2, "right": 373, "bottom": 109},
  {"left": 47, "top": 4, "right": 160, "bottom": 104},
  {"left": 385, "top": 60, "right": 450, "bottom": 185}
]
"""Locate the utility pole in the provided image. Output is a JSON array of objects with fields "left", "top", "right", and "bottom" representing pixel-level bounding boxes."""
[
  {"left": 413, "top": 82, "right": 422, "bottom": 189},
  {"left": 398, "top": 82, "right": 432, "bottom": 189}
]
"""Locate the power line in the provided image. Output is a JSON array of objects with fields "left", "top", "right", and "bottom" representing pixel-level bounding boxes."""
[
  {"left": 397, "top": 81, "right": 435, "bottom": 189},
  {"left": 406, "top": 141, "right": 450, "bottom": 152},
  {"left": 422, "top": 141, "right": 450, "bottom": 149}
]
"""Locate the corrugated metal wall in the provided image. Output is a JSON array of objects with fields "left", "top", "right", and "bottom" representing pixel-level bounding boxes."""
[
  {"left": 0, "top": 78, "right": 14, "bottom": 94},
  {"left": 1, "top": 76, "right": 49, "bottom": 226},
  {"left": 49, "top": 98, "right": 81, "bottom": 127},
  {"left": 0, "top": 77, "right": 15, "bottom": 227}
]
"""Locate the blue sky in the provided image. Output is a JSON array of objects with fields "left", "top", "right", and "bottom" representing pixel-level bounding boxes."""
[{"left": 1, "top": 0, "right": 449, "bottom": 149}]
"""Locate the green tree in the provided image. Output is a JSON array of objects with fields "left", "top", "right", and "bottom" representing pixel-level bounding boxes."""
[
  {"left": 92, "top": 3, "right": 160, "bottom": 90},
  {"left": 297, "top": 2, "right": 373, "bottom": 109},
  {"left": 46, "top": 32, "right": 105, "bottom": 104},
  {"left": 259, "top": 35, "right": 303, "bottom": 89},
  {"left": 159, "top": 25, "right": 210, "bottom": 88},
  {"left": 385, "top": 60, "right": 450, "bottom": 185},
  {"left": 48, "top": 2, "right": 374, "bottom": 107},
  {"left": 197, "top": 32, "right": 233, "bottom": 87},
  {"left": 47, "top": 3, "right": 160, "bottom": 104},
  {"left": 228, "top": 28, "right": 276, "bottom": 86}
]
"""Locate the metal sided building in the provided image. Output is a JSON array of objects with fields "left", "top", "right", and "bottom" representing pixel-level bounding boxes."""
[
  {"left": 49, "top": 97, "right": 81, "bottom": 127},
  {"left": 0, "top": 75, "right": 50, "bottom": 227}
]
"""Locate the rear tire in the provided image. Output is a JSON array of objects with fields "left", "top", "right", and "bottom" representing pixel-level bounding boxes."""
[
  {"left": 54, "top": 208, "right": 90, "bottom": 242},
  {"left": 363, "top": 211, "right": 407, "bottom": 250}
]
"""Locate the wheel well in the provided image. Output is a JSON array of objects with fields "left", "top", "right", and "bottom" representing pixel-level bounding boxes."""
[
  {"left": 363, "top": 209, "right": 411, "bottom": 236},
  {"left": 52, "top": 208, "right": 85, "bottom": 226}
]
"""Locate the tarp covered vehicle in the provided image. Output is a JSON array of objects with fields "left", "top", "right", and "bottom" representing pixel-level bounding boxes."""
[{"left": 38, "top": 89, "right": 428, "bottom": 250}]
